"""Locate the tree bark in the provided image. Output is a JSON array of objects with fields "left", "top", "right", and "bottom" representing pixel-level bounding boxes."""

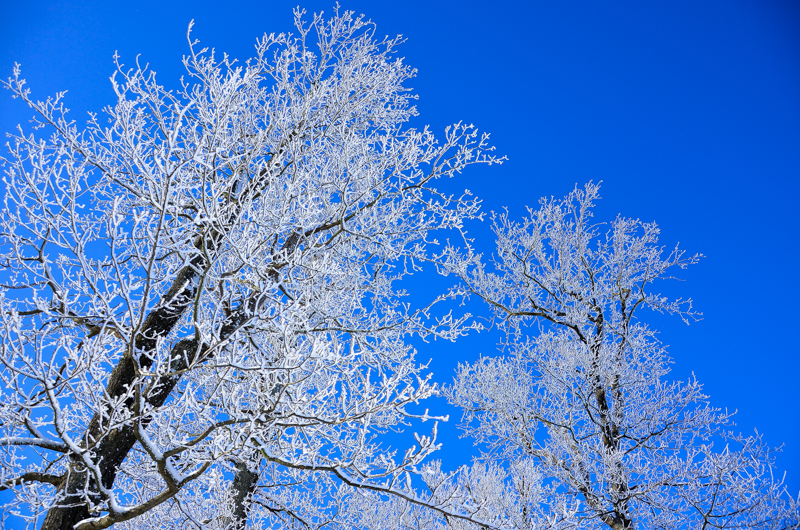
[
  {"left": 40, "top": 246, "right": 204, "bottom": 529},
  {"left": 40, "top": 220, "right": 301, "bottom": 529},
  {"left": 228, "top": 462, "right": 259, "bottom": 530}
]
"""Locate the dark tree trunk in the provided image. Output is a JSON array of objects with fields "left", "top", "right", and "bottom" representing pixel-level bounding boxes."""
[
  {"left": 229, "top": 462, "right": 259, "bottom": 530},
  {"left": 39, "top": 167, "right": 302, "bottom": 529},
  {"left": 40, "top": 247, "right": 206, "bottom": 530}
]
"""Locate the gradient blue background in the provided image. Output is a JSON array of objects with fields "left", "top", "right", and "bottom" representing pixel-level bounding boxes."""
[{"left": 2, "top": 0, "right": 799, "bottom": 507}]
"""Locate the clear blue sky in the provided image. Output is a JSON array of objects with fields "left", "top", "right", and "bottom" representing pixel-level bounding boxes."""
[{"left": 2, "top": 0, "right": 799, "bottom": 498}]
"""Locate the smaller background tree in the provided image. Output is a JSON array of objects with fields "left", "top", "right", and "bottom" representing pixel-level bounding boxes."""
[{"left": 441, "top": 183, "right": 799, "bottom": 530}]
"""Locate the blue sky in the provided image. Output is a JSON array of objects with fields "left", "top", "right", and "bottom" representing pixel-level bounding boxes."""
[{"left": 2, "top": 0, "right": 799, "bottom": 500}]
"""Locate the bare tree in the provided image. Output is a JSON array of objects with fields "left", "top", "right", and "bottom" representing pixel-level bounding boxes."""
[
  {"left": 0, "top": 8, "right": 505, "bottom": 529},
  {"left": 442, "top": 183, "right": 799, "bottom": 530}
]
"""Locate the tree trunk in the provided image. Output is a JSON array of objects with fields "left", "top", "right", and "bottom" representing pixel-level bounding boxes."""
[
  {"left": 41, "top": 225, "right": 298, "bottom": 529},
  {"left": 40, "top": 335, "right": 202, "bottom": 530},
  {"left": 227, "top": 462, "right": 259, "bottom": 530}
]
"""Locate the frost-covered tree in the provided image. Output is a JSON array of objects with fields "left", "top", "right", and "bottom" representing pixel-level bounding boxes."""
[
  {"left": 0, "top": 8, "right": 505, "bottom": 530},
  {"left": 441, "top": 183, "right": 799, "bottom": 529}
]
